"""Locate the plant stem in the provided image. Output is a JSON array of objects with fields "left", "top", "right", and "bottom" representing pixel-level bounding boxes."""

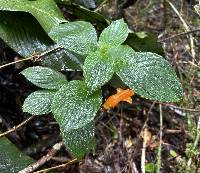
[
  {"left": 33, "top": 158, "right": 77, "bottom": 173},
  {"left": 187, "top": 117, "right": 200, "bottom": 167},
  {"left": 19, "top": 141, "right": 65, "bottom": 173},
  {"left": 156, "top": 104, "right": 163, "bottom": 173},
  {"left": 0, "top": 46, "right": 63, "bottom": 69},
  {"left": 0, "top": 115, "right": 35, "bottom": 138}
]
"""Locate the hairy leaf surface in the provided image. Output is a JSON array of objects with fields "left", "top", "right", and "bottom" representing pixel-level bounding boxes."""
[
  {"left": 117, "top": 52, "right": 183, "bottom": 102},
  {"left": 23, "top": 90, "right": 55, "bottom": 115},
  {"left": 99, "top": 19, "right": 129, "bottom": 47},
  {"left": 51, "top": 80, "right": 102, "bottom": 158},
  {"left": 83, "top": 51, "right": 114, "bottom": 90},
  {"left": 49, "top": 21, "right": 97, "bottom": 56},
  {"left": 61, "top": 122, "right": 96, "bottom": 159},
  {"left": 0, "top": 137, "right": 34, "bottom": 173},
  {"left": 52, "top": 80, "right": 102, "bottom": 130},
  {"left": 109, "top": 45, "right": 135, "bottom": 63},
  {"left": 21, "top": 66, "right": 68, "bottom": 89}
]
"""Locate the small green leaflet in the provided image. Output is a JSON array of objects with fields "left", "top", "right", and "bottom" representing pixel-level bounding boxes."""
[
  {"left": 21, "top": 66, "right": 68, "bottom": 90},
  {"left": 83, "top": 51, "right": 115, "bottom": 91},
  {"left": 0, "top": 0, "right": 65, "bottom": 33},
  {"left": 23, "top": 90, "right": 55, "bottom": 115},
  {"left": 52, "top": 80, "right": 102, "bottom": 158},
  {"left": 49, "top": 21, "right": 98, "bottom": 57},
  {"left": 99, "top": 19, "right": 129, "bottom": 47},
  {"left": 145, "top": 163, "right": 156, "bottom": 173}
]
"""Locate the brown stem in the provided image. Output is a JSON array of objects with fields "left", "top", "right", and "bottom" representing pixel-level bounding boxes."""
[
  {"left": 19, "top": 141, "right": 65, "bottom": 173},
  {"left": 0, "top": 115, "right": 36, "bottom": 138},
  {"left": 0, "top": 46, "right": 63, "bottom": 69},
  {"left": 33, "top": 158, "right": 77, "bottom": 173}
]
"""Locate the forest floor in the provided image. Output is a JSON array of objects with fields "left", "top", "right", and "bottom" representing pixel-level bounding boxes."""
[{"left": 0, "top": 0, "right": 200, "bottom": 173}]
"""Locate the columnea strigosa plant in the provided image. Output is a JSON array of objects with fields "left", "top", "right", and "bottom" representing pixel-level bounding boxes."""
[{"left": 20, "top": 19, "right": 183, "bottom": 159}]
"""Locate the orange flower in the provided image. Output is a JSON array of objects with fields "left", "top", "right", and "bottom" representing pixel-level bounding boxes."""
[{"left": 103, "top": 88, "right": 134, "bottom": 110}]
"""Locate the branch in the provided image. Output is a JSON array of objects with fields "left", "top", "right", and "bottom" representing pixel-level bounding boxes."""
[
  {"left": 187, "top": 116, "right": 200, "bottom": 167},
  {"left": 167, "top": 0, "right": 196, "bottom": 60},
  {"left": 159, "top": 29, "right": 200, "bottom": 42},
  {"left": 141, "top": 128, "right": 148, "bottom": 173},
  {"left": 0, "top": 115, "right": 36, "bottom": 138},
  {"left": 0, "top": 46, "right": 63, "bottom": 69},
  {"left": 33, "top": 159, "right": 77, "bottom": 173},
  {"left": 32, "top": 158, "right": 77, "bottom": 173},
  {"left": 155, "top": 102, "right": 200, "bottom": 112},
  {"left": 19, "top": 141, "right": 65, "bottom": 173},
  {"left": 156, "top": 104, "right": 163, "bottom": 173}
]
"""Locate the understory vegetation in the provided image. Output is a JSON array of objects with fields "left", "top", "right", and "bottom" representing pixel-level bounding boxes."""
[{"left": 0, "top": 0, "right": 199, "bottom": 173}]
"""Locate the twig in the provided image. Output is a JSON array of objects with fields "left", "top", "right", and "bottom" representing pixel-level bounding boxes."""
[
  {"left": 159, "top": 29, "right": 200, "bottom": 42},
  {"left": 167, "top": 0, "right": 196, "bottom": 60},
  {"left": 0, "top": 115, "right": 36, "bottom": 138},
  {"left": 158, "top": 102, "right": 200, "bottom": 112},
  {"left": 156, "top": 104, "right": 163, "bottom": 173},
  {"left": 147, "top": 101, "right": 156, "bottom": 115},
  {"left": 165, "top": 129, "right": 182, "bottom": 134},
  {"left": 187, "top": 116, "right": 200, "bottom": 167},
  {"left": 141, "top": 128, "right": 148, "bottom": 173},
  {"left": 32, "top": 158, "right": 77, "bottom": 173},
  {"left": 179, "top": 61, "right": 200, "bottom": 69},
  {"left": 51, "top": 156, "right": 69, "bottom": 162},
  {"left": 140, "top": 106, "right": 153, "bottom": 173},
  {"left": 193, "top": 117, "right": 200, "bottom": 150},
  {"left": 0, "top": 46, "right": 63, "bottom": 69},
  {"left": 131, "top": 161, "right": 139, "bottom": 173},
  {"left": 19, "top": 141, "right": 65, "bottom": 173},
  {"left": 94, "top": 0, "right": 108, "bottom": 12}
]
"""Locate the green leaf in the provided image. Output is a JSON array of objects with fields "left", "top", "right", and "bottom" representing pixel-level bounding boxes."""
[
  {"left": 62, "top": 3, "right": 110, "bottom": 30},
  {"left": 0, "top": 137, "right": 34, "bottom": 173},
  {"left": 145, "top": 163, "right": 156, "bottom": 173},
  {"left": 49, "top": 21, "right": 98, "bottom": 56},
  {"left": 52, "top": 80, "right": 101, "bottom": 158},
  {"left": 108, "top": 73, "right": 127, "bottom": 89},
  {"left": 125, "top": 32, "right": 164, "bottom": 55},
  {"left": 83, "top": 51, "right": 115, "bottom": 91},
  {"left": 109, "top": 45, "right": 135, "bottom": 63},
  {"left": 105, "top": 45, "right": 134, "bottom": 88},
  {"left": 23, "top": 90, "right": 55, "bottom": 115},
  {"left": 116, "top": 52, "right": 183, "bottom": 102},
  {"left": 0, "top": 0, "right": 65, "bottom": 33},
  {"left": 0, "top": 12, "right": 81, "bottom": 71},
  {"left": 61, "top": 122, "right": 96, "bottom": 159},
  {"left": 52, "top": 80, "right": 102, "bottom": 130},
  {"left": 21, "top": 66, "right": 68, "bottom": 89},
  {"left": 99, "top": 19, "right": 129, "bottom": 47}
]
